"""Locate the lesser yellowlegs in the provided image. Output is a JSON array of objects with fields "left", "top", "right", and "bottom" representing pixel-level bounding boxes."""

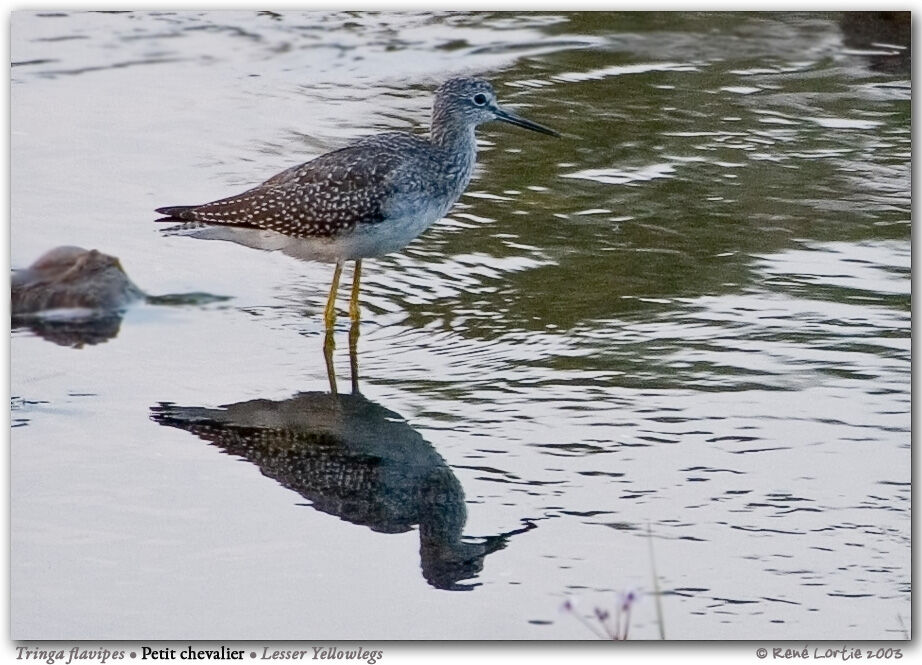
[{"left": 155, "top": 77, "right": 558, "bottom": 328}]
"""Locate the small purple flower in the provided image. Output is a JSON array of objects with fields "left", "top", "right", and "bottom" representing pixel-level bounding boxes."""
[
  {"left": 621, "top": 589, "right": 639, "bottom": 611},
  {"left": 563, "top": 588, "right": 641, "bottom": 640}
]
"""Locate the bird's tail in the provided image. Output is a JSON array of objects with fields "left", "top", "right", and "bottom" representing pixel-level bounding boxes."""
[{"left": 154, "top": 205, "right": 198, "bottom": 222}]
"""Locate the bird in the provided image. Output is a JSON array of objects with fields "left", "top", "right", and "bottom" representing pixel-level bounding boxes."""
[{"left": 155, "top": 77, "right": 559, "bottom": 329}]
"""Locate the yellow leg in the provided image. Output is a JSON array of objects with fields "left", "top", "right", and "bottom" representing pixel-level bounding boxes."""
[
  {"left": 323, "top": 328, "right": 338, "bottom": 395},
  {"left": 349, "top": 259, "right": 362, "bottom": 323},
  {"left": 348, "top": 319, "right": 360, "bottom": 394},
  {"left": 324, "top": 261, "right": 344, "bottom": 329}
]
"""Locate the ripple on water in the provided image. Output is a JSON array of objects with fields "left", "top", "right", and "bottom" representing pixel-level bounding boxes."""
[
  {"left": 11, "top": 10, "right": 910, "bottom": 640},
  {"left": 562, "top": 163, "right": 676, "bottom": 186}
]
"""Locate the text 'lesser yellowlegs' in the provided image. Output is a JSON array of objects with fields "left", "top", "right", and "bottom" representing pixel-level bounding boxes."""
[{"left": 155, "top": 77, "right": 559, "bottom": 329}]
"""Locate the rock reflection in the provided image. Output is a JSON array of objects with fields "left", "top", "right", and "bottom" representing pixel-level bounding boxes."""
[
  {"left": 150, "top": 357, "right": 533, "bottom": 590},
  {"left": 12, "top": 312, "right": 128, "bottom": 348}
]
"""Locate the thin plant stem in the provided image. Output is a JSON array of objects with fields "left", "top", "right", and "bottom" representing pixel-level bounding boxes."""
[
  {"left": 574, "top": 611, "right": 608, "bottom": 640},
  {"left": 648, "top": 522, "right": 666, "bottom": 640},
  {"left": 896, "top": 613, "right": 908, "bottom": 640}
]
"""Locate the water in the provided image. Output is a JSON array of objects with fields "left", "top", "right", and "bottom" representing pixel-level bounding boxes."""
[{"left": 10, "top": 11, "right": 910, "bottom": 640}]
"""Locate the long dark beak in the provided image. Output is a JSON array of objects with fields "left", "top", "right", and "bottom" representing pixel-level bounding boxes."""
[{"left": 493, "top": 105, "right": 560, "bottom": 137}]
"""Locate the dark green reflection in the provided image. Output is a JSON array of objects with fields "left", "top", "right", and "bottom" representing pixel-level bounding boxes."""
[{"left": 392, "top": 11, "right": 909, "bottom": 336}]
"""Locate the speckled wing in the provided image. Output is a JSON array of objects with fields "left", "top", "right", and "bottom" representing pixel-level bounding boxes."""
[{"left": 156, "top": 134, "right": 434, "bottom": 238}]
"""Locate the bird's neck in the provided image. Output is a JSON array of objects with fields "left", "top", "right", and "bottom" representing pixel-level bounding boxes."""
[
  {"left": 430, "top": 115, "right": 477, "bottom": 160},
  {"left": 430, "top": 119, "right": 477, "bottom": 195}
]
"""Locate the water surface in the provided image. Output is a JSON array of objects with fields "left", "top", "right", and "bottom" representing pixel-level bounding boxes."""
[{"left": 11, "top": 10, "right": 910, "bottom": 640}]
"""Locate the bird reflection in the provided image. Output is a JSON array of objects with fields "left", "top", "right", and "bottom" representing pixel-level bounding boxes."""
[{"left": 150, "top": 329, "right": 534, "bottom": 590}]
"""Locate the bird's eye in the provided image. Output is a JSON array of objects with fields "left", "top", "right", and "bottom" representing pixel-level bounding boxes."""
[{"left": 472, "top": 93, "right": 488, "bottom": 106}]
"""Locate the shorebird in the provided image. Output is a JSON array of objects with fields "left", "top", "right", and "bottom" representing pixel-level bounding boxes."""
[{"left": 155, "top": 77, "right": 558, "bottom": 329}]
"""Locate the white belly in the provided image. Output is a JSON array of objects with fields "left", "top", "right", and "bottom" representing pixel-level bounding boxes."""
[{"left": 174, "top": 196, "right": 450, "bottom": 263}]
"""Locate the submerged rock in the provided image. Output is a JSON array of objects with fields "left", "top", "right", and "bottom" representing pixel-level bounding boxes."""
[
  {"left": 840, "top": 11, "right": 910, "bottom": 73},
  {"left": 12, "top": 246, "right": 228, "bottom": 348},
  {"left": 12, "top": 246, "right": 144, "bottom": 316}
]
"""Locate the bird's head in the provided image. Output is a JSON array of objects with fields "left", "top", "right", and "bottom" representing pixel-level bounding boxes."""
[{"left": 434, "top": 77, "right": 559, "bottom": 137}]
